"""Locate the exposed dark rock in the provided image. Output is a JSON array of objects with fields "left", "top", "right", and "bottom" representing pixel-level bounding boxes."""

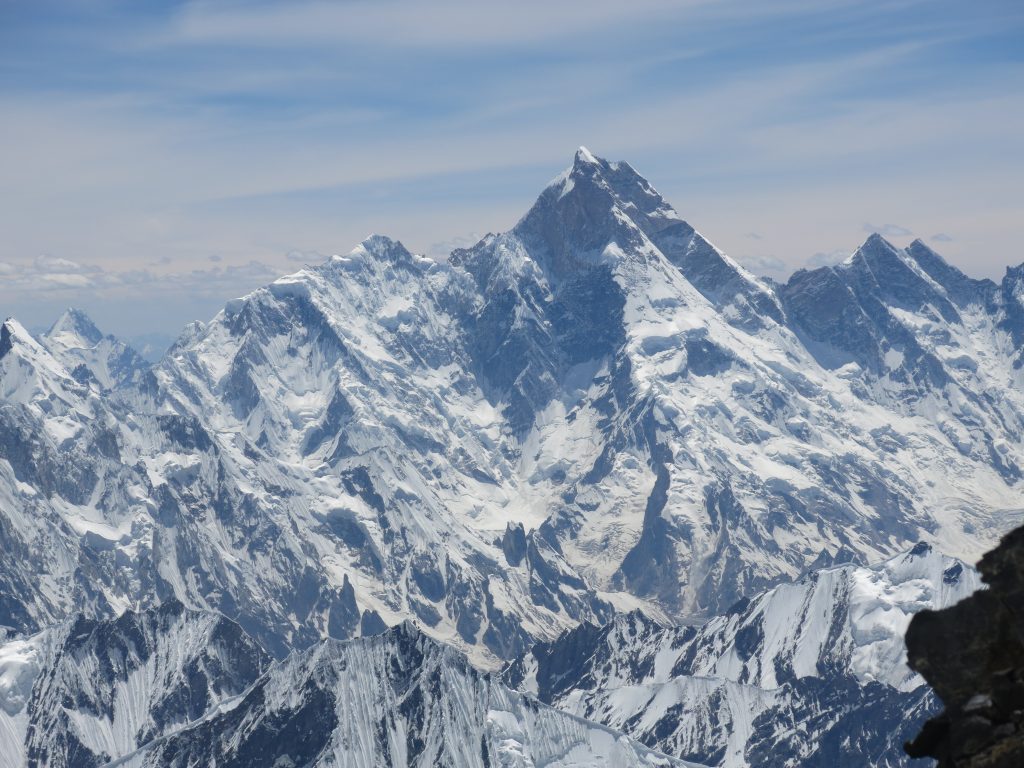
[
  {"left": 0, "top": 321, "right": 15, "bottom": 359},
  {"left": 905, "top": 525, "right": 1024, "bottom": 766},
  {"left": 500, "top": 521, "right": 527, "bottom": 567}
]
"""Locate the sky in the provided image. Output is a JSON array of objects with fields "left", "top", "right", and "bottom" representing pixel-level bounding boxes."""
[{"left": 1, "top": 0, "right": 1022, "bottom": 341}]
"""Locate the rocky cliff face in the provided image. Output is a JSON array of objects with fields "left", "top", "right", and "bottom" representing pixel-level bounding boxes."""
[{"left": 905, "top": 525, "right": 1024, "bottom": 767}]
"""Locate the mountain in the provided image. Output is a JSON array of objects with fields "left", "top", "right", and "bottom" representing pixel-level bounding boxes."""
[
  {"left": 0, "top": 601, "right": 268, "bottom": 768},
  {"left": 0, "top": 147, "right": 1022, "bottom": 670},
  {"left": 779, "top": 235, "right": 1024, "bottom": 483},
  {"left": 0, "top": 546, "right": 977, "bottom": 768},
  {"left": 126, "top": 232, "right": 632, "bottom": 661},
  {"left": 39, "top": 309, "right": 149, "bottom": 391},
  {"left": 2, "top": 146, "right": 1021, "bottom": 766},
  {"left": 116, "top": 621, "right": 695, "bottom": 768},
  {"left": 0, "top": 317, "right": 153, "bottom": 637},
  {"left": 1, "top": 605, "right": 686, "bottom": 768},
  {"left": 448, "top": 147, "right": 1021, "bottom": 619},
  {"left": 504, "top": 543, "right": 981, "bottom": 767}
]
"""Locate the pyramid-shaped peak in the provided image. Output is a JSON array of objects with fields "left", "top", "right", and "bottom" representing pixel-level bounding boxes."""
[
  {"left": 840, "top": 232, "right": 904, "bottom": 270},
  {"left": 849, "top": 232, "right": 925, "bottom": 274},
  {"left": 860, "top": 232, "right": 900, "bottom": 252},
  {"left": 515, "top": 149, "right": 677, "bottom": 275},
  {"left": 46, "top": 307, "right": 104, "bottom": 346},
  {"left": 537, "top": 148, "right": 674, "bottom": 221},
  {"left": 837, "top": 232, "right": 965, "bottom": 319},
  {"left": 339, "top": 234, "right": 423, "bottom": 266}
]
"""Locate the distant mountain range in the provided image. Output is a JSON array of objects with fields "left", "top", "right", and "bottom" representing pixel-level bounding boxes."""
[{"left": 1, "top": 148, "right": 1019, "bottom": 765}]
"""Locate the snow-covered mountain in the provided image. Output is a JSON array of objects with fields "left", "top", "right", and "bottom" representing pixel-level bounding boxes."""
[
  {"left": 0, "top": 601, "right": 267, "bottom": 768},
  {"left": 118, "top": 621, "right": 696, "bottom": 768},
  {"left": 2, "top": 605, "right": 683, "bottom": 768},
  {"left": 505, "top": 543, "right": 981, "bottom": 766},
  {"left": 39, "top": 309, "right": 149, "bottom": 391},
  {"left": 472, "top": 150, "right": 1023, "bottom": 620},
  {"left": 0, "top": 545, "right": 974, "bottom": 767},
  {"left": 0, "top": 317, "right": 156, "bottom": 637},
  {"left": 0, "top": 146, "right": 1021, "bottom": 671}
]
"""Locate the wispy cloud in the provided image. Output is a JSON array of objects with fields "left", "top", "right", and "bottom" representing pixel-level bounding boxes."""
[
  {"left": 863, "top": 223, "right": 913, "bottom": 237},
  {"left": 1, "top": 0, "right": 1021, "bottom": 336},
  {"left": 164, "top": 0, "right": 711, "bottom": 49},
  {"left": 735, "top": 254, "right": 788, "bottom": 280},
  {"left": 427, "top": 232, "right": 486, "bottom": 259},
  {"left": 0, "top": 254, "right": 288, "bottom": 336},
  {"left": 807, "top": 249, "right": 851, "bottom": 268},
  {"left": 285, "top": 249, "right": 328, "bottom": 263}
]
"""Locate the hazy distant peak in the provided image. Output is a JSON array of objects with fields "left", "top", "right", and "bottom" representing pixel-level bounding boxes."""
[{"left": 45, "top": 307, "right": 104, "bottom": 347}]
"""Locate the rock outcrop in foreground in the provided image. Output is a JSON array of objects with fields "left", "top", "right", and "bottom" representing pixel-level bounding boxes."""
[{"left": 905, "top": 525, "right": 1024, "bottom": 766}]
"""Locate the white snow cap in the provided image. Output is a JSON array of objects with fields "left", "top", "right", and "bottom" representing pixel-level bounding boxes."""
[{"left": 575, "top": 145, "right": 599, "bottom": 165}]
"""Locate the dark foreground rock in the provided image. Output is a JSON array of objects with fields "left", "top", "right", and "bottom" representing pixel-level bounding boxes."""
[{"left": 905, "top": 525, "right": 1024, "bottom": 766}]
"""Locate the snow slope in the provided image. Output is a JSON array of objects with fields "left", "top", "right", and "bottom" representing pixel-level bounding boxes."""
[
  {"left": 2, "top": 606, "right": 698, "bottom": 768},
  {"left": 0, "top": 601, "right": 267, "bottom": 768},
  {"left": 39, "top": 308, "right": 149, "bottom": 391},
  {"left": 119, "top": 622, "right": 698, "bottom": 768},
  {"left": 505, "top": 543, "right": 980, "bottom": 766}
]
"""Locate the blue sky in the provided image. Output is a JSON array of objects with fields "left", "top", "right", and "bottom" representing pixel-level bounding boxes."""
[{"left": 1, "top": 0, "right": 1022, "bottom": 339}]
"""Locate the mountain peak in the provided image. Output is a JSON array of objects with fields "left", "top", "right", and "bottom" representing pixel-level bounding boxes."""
[
  {"left": 517, "top": 149, "right": 785, "bottom": 327},
  {"left": 0, "top": 316, "right": 90, "bottom": 405},
  {"left": 860, "top": 231, "right": 899, "bottom": 252},
  {"left": 45, "top": 307, "right": 104, "bottom": 347},
  {"left": 0, "top": 318, "right": 37, "bottom": 358},
  {"left": 543, "top": 146, "right": 620, "bottom": 196},
  {"left": 334, "top": 234, "right": 425, "bottom": 269},
  {"left": 529, "top": 148, "right": 668, "bottom": 230},
  {"left": 906, "top": 238, "right": 992, "bottom": 303},
  {"left": 839, "top": 231, "right": 905, "bottom": 274},
  {"left": 574, "top": 145, "right": 600, "bottom": 167},
  {"left": 0, "top": 319, "right": 19, "bottom": 359},
  {"left": 36, "top": 308, "right": 149, "bottom": 390},
  {"left": 359, "top": 232, "right": 403, "bottom": 253}
]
